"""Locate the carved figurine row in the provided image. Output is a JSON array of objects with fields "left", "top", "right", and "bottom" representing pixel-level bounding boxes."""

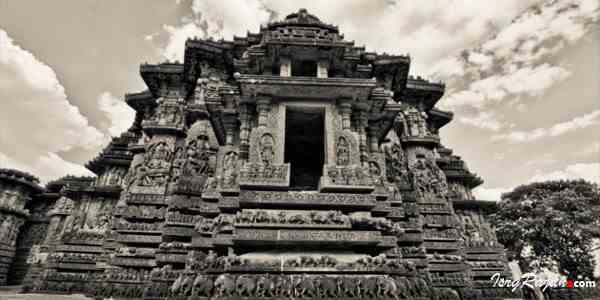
[
  {"left": 429, "top": 273, "right": 467, "bottom": 286},
  {"left": 466, "top": 261, "right": 505, "bottom": 269},
  {"left": 169, "top": 273, "right": 444, "bottom": 299},
  {"left": 423, "top": 228, "right": 460, "bottom": 240},
  {"left": 195, "top": 214, "right": 234, "bottom": 235},
  {"left": 427, "top": 253, "right": 463, "bottom": 262},
  {"left": 187, "top": 252, "right": 416, "bottom": 273},
  {"left": 386, "top": 246, "right": 427, "bottom": 258},
  {"left": 114, "top": 217, "right": 162, "bottom": 232},
  {"left": 114, "top": 247, "right": 156, "bottom": 258},
  {"left": 47, "top": 252, "right": 96, "bottom": 264},
  {"left": 92, "top": 267, "right": 152, "bottom": 282},
  {"left": 235, "top": 210, "right": 350, "bottom": 226},
  {"left": 158, "top": 242, "right": 192, "bottom": 251},
  {"left": 239, "top": 162, "right": 288, "bottom": 182},
  {"left": 349, "top": 215, "right": 406, "bottom": 235},
  {"left": 35, "top": 270, "right": 463, "bottom": 300},
  {"left": 167, "top": 210, "right": 203, "bottom": 225},
  {"left": 60, "top": 229, "right": 105, "bottom": 243},
  {"left": 115, "top": 204, "right": 166, "bottom": 220},
  {"left": 325, "top": 165, "right": 374, "bottom": 186}
]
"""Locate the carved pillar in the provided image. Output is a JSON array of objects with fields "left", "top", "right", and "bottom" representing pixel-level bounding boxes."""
[
  {"left": 367, "top": 123, "right": 379, "bottom": 153},
  {"left": 222, "top": 109, "right": 239, "bottom": 146},
  {"left": 338, "top": 98, "right": 353, "bottom": 131},
  {"left": 317, "top": 59, "right": 329, "bottom": 78},
  {"left": 256, "top": 96, "right": 271, "bottom": 128},
  {"left": 354, "top": 102, "right": 369, "bottom": 163},
  {"left": 239, "top": 98, "right": 253, "bottom": 160},
  {"left": 279, "top": 57, "right": 291, "bottom": 77}
]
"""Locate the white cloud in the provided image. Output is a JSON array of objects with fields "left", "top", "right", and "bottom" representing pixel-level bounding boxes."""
[
  {"left": 440, "top": 62, "right": 571, "bottom": 110},
  {"left": 97, "top": 92, "right": 135, "bottom": 137},
  {"left": 162, "top": 21, "right": 207, "bottom": 61},
  {"left": 156, "top": 0, "right": 539, "bottom": 73},
  {"left": 0, "top": 29, "right": 103, "bottom": 182},
  {"left": 435, "top": 0, "right": 599, "bottom": 110},
  {"left": 529, "top": 163, "right": 600, "bottom": 183},
  {"left": 492, "top": 110, "right": 600, "bottom": 143},
  {"left": 577, "top": 141, "right": 600, "bottom": 157},
  {"left": 472, "top": 186, "right": 512, "bottom": 201},
  {"left": 458, "top": 111, "right": 508, "bottom": 131}
]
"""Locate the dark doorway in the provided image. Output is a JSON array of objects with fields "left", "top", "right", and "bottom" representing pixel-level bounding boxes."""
[
  {"left": 291, "top": 59, "right": 317, "bottom": 77},
  {"left": 284, "top": 107, "right": 325, "bottom": 190}
]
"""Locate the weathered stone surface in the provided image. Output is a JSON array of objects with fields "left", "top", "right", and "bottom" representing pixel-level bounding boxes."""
[{"left": 0, "top": 9, "right": 521, "bottom": 300}]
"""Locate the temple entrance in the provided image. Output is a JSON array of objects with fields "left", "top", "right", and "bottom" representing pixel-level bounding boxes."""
[
  {"left": 284, "top": 106, "right": 325, "bottom": 190},
  {"left": 291, "top": 59, "right": 317, "bottom": 77}
]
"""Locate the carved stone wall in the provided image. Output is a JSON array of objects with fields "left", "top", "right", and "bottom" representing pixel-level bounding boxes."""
[{"left": 0, "top": 9, "right": 520, "bottom": 300}]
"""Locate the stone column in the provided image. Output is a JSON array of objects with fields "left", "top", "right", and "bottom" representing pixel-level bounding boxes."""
[
  {"left": 256, "top": 96, "right": 271, "bottom": 128},
  {"left": 239, "top": 97, "right": 253, "bottom": 160},
  {"left": 279, "top": 57, "right": 291, "bottom": 77},
  {"left": 353, "top": 102, "right": 370, "bottom": 163},
  {"left": 337, "top": 98, "right": 353, "bottom": 131},
  {"left": 367, "top": 123, "right": 379, "bottom": 154},
  {"left": 222, "top": 109, "right": 239, "bottom": 146},
  {"left": 317, "top": 59, "right": 329, "bottom": 78}
]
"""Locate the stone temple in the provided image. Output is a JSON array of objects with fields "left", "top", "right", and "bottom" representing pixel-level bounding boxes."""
[{"left": 0, "top": 9, "right": 522, "bottom": 300}]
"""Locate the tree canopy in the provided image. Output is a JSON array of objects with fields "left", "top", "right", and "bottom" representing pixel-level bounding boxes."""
[{"left": 490, "top": 179, "right": 600, "bottom": 279}]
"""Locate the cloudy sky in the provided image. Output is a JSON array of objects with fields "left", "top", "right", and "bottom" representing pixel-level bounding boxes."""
[{"left": 0, "top": 0, "right": 598, "bottom": 200}]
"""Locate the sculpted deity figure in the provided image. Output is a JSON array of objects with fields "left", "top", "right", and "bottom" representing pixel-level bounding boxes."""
[
  {"left": 221, "top": 151, "right": 238, "bottom": 187},
  {"left": 259, "top": 134, "right": 275, "bottom": 166},
  {"left": 184, "top": 135, "right": 211, "bottom": 176},
  {"left": 336, "top": 137, "right": 350, "bottom": 166},
  {"left": 402, "top": 107, "right": 430, "bottom": 137},
  {"left": 147, "top": 141, "right": 171, "bottom": 169}
]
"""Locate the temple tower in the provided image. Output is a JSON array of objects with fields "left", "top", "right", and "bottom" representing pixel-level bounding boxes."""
[
  {"left": 0, "top": 9, "right": 523, "bottom": 300},
  {"left": 0, "top": 169, "right": 43, "bottom": 285}
]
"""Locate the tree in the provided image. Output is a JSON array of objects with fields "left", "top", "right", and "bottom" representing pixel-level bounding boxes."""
[{"left": 490, "top": 179, "right": 600, "bottom": 280}]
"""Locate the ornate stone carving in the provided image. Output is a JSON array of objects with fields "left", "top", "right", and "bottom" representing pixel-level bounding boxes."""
[
  {"left": 384, "top": 142, "right": 412, "bottom": 188},
  {"left": 238, "top": 162, "right": 290, "bottom": 188},
  {"left": 259, "top": 133, "right": 275, "bottom": 166},
  {"left": 323, "top": 165, "right": 373, "bottom": 187},
  {"left": 48, "top": 196, "right": 74, "bottom": 216},
  {"left": 220, "top": 150, "right": 238, "bottom": 189},
  {"left": 235, "top": 209, "right": 350, "bottom": 228},
  {"left": 15, "top": 10, "right": 515, "bottom": 298},
  {"left": 336, "top": 136, "right": 350, "bottom": 165},
  {"left": 456, "top": 208, "right": 499, "bottom": 247},
  {"left": 412, "top": 154, "right": 448, "bottom": 202}
]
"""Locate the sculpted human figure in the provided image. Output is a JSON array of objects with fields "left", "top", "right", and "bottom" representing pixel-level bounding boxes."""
[
  {"left": 336, "top": 137, "right": 350, "bottom": 166},
  {"left": 259, "top": 134, "right": 275, "bottom": 166}
]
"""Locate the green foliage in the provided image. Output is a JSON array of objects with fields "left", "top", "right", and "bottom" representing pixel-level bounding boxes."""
[{"left": 490, "top": 179, "right": 600, "bottom": 279}]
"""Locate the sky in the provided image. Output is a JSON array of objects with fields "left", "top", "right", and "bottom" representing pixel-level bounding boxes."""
[{"left": 0, "top": 0, "right": 598, "bottom": 201}]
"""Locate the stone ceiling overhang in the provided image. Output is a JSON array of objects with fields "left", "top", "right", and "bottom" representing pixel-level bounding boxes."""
[
  {"left": 125, "top": 90, "right": 156, "bottom": 112},
  {"left": 140, "top": 63, "right": 189, "bottom": 98},
  {"left": 235, "top": 74, "right": 377, "bottom": 100},
  {"left": 400, "top": 77, "right": 445, "bottom": 110},
  {"left": 428, "top": 108, "right": 454, "bottom": 130},
  {"left": 0, "top": 169, "right": 43, "bottom": 194}
]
